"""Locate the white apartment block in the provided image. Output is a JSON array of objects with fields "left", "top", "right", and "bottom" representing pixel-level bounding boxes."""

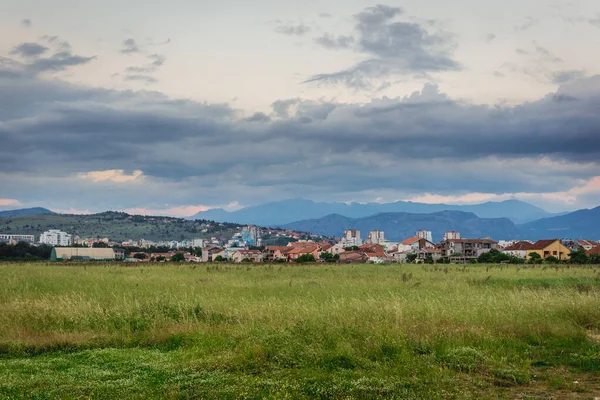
[
  {"left": 0, "top": 234, "right": 35, "bottom": 243},
  {"left": 443, "top": 231, "right": 461, "bottom": 241},
  {"left": 367, "top": 230, "right": 385, "bottom": 244},
  {"left": 341, "top": 229, "right": 362, "bottom": 247},
  {"left": 415, "top": 230, "right": 433, "bottom": 243},
  {"left": 39, "top": 229, "right": 72, "bottom": 246}
]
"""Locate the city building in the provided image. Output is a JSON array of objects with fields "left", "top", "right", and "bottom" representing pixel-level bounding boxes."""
[
  {"left": 341, "top": 229, "right": 362, "bottom": 247},
  {"left": 51, "top": 247, "right": 122, "bottom": 261},
  {"left": 0, "top": 234, "right": 35, "bottom": 244},
  {"left": 440, "top": 238, "right": 497, "bottom": 259},
  {"left": 367, "top": 230, "right": 385, "bottom": 245},
  {"left": 443, "top": 231, "right": 461, "bottom": 241},
  {"left": 231, "top": 250, "right": 264, "bottom": 263},
  {"left": 242, "top": 225, "right": 261, "bottom": 247},
  {"left": 192, "top": 238, "right": 206, "bottom": 248},
  {"left": 40, "top": 230, "right": 72, "bottom": 246},
  {"left": 415, "top": 230, "right": 433, "bottom": 243}
]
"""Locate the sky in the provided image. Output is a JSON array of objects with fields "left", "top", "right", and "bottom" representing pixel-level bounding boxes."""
[{"left": 1, "top": 0, "right": 600, "bottom": 216}]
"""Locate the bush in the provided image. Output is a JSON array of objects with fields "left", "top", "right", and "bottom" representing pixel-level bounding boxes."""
[{"left": 295, "top": 254, "right": 316, "bottom": 263}]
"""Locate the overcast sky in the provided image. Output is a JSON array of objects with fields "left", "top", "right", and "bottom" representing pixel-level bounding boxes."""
[{"left": 1, "top": 0, "right": 600, "bottom": 216}]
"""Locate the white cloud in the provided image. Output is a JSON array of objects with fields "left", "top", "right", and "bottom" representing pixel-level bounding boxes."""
[{"left": 77, "top": 169, "right": 144, "bottom": 183}]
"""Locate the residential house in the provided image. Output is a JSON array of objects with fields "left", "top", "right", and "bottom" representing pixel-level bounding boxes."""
[
  {"left": 397, "top": 237, "right": 435, "bottom": 253},
  {"left": 231, "top": 250, "right": 264, "bottom": 263},
  {"left": 264, "top": 246, "right": 291, "bottom": 261},
  {"left": 441, "top": 238, "right": 497, "bottom": 260},
  {"left": 586, "top": 246, "right": 600, "bottom": 258},
  {"left": 577, "top": 240, "right": 599, "bottom": 252},
  {"left": 526, "top": 239, "right": 571, "bottom": 261},
  {"left": 339, "top": 251, "right": 368, "bottom": 264},
  {"left": 286, "top": 244, "right": 320, "bottom": 261},
  {"left": 201, "top": 246, "right": 222, "bottom": 262},
  {"left": 416, "top": 248, "right": 442, "bottom": 262},
  {"left": 502, "top": 241, "right": 533, "bottom": 259}
]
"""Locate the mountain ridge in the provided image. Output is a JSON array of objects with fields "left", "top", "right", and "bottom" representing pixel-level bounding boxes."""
[
  {"left": 0, "top": 207, "right": 56, "bottom": 218},
  {"left": 191, "top": 198, "right": 555, "bottom": 226}
]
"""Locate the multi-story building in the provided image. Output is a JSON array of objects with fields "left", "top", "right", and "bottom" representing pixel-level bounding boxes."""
[
  {"left": 39, "top": 230, "right": 72, "bottom": 246},
  {"left": 415, "top": 230, "right": 433, "bottom": 243},
  {"left": 341, "top": 229, "right": 362, "bottom": 247},
  {"left": 367, "top": 230, "right": 385, "bottom": 245},
  {"left": 443, "top": 231, "right": 461, "bottom": 241},
  {"left": 0, "top": 234, "right": 35, "bottom": 244},
  {"left": 192, "top": 238, "right": 206, "bottom": 248},
  {"left": 440, "top": 238, "right": 497, "bottom": 259}
]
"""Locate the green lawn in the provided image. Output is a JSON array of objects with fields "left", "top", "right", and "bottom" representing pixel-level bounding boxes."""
[{"left": 1, "top": 262, "right": 599, "bottom": 399}]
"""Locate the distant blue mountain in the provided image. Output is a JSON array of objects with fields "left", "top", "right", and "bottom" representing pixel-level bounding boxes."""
[
  {"left": 520, "top": 206, "right": 600, "bottom": 240},
  {"left": 191, "top": 198, "right": 555, "bottom": 226},
  {"left": 281, "top": 211, "right": 521, "bottom": 242},
  {"left": 0, "top": 207, "right": 56, "bottom": 218}
]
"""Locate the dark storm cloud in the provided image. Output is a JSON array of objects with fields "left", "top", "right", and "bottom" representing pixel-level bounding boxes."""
[
  {"left": 10, "top": 43, "right": 49, "bottom": 58},
  {"left": 274, "top": 22, "right": 311, "bottom": 36},
  {"left": 21, "top": 19, "right": 32, "bottom": 28},
  {"left": 304, "top": 4, "right": 460, "bottom": 89},
  {"left": 120, "top": 38, "right": 140, "bottom": 54},
  {"left": 1, "top": 61, "right": 600, "bottom": 201}
]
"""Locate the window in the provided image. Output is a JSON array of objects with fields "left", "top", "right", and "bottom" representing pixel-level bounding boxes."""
[{"left": 553, "top": 251, "right": 557, "bottom": 255}]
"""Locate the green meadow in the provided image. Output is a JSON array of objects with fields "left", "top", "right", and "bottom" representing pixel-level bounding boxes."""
[{"left": 0, "top": 262, "right": 599, "bottom": 399}]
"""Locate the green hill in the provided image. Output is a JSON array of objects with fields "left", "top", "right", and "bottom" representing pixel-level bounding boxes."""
[{"left": 0, "top": 211, "right": 242, "bottom": 242}]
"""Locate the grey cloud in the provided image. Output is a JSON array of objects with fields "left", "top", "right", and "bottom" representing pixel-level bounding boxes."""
[
  {"left": 10, "top": 43, "right": 49, "bottom": 58},
  {"left": 41, "top": 35, "right": 72, "bottom": 51},
  {"left": 533, "top": 43, "right": 562, "bottom": 63},
  {"left": 121, "top": 38, "right": 140, "bottom": 54},
  {"left": 124, "top": 74, "right": 158, "bottom": 84},
  {"left": 148, "top": 54, "right": 166, "bottom": 67},
  {"left": 1, "top": 66, "right": 600, "bottom": 208},
  {"left": 274, "top": 22, "right": 311, "bottom": 36},
  {"left": 305, "top": 4, "right": 460, "bottom": 89},
  {"left": 514, "top": 16, "right": 537, "bottom": 31},
  {"left": 21, "top": 19, "right": 32, "bottom": 28},
  {"left": 319, "top": 13, "right": 332, "bottom": 18},
  {"left": 245, "top": 112, "right": 271, "bottom": 122},
  {"left": 590, "top": 15, "right": 600, "bottom": 28},
  {"left": 314, "top": 34, "right": 354, "bottom": 49},
  {"left": 551, "top": 70, "right": 587, "bottom": 84},
  {"left": 125, "top": 54, "right": 166, "bottom": 74},
  {"left": 485, "top": 34, "right": 496, "bottom": 42},
  {"left": 27, "top": 51, "right": 96, "bottom": 74}
]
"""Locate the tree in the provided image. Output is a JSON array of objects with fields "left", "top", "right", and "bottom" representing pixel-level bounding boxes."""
[
  {"left": 544, "top": 255, "right": 560, "bottom": 264},
  {"left": 170, "top": 253, "right": 185, "bottom": 262},
  {"left": 133, "top": 253, "right": 147, "bottom": 260},
  {"left": 156, "top": 256, "right": 166, "bottom": 262},
  {"left": 214, "top": 255, "right": 224, "bottom": 262},
  {"left": 425, "top": 254, "right": 434, "bottom": 264},
  {"left": 344, "top": 246, "right": 360, "bottom": 251},
  {"left": 295, "top": 254, "right": 316, "bottom": 263},
  {"left": 528, "top": 252, "right": 542, "bottom": 264},
  {"left": 194, "top": 248, "right": 202, "bottom": 257},
  {"left": 406, "top": 254, "right": 418, "bottom": 263},
  {"left": 569, "top": 249, "right": 588, "bottom": 264},
  {"left": 320, "top": 252, "right": 339, "bottom": 263},
  {"left": 92, "top": 242, "right": 109, "bottom": 248}
]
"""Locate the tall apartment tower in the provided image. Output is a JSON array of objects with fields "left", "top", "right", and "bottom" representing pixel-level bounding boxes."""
[
  {"left": 415, "top": 230, "right": 433, "bottom": 243},
  {"left": 367, "top": 230, "right": 385, "bottom": 244},
  {"left": 443, "top": 231, "right": 461, "bottom": 241},
  {"left": 343, "top": 229, "right": 362, "bottom": 247}
]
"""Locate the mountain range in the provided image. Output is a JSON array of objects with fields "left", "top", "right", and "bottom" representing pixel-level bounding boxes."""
[
  {"left": 281, "top": 206, "right": 600, "bottom": 242},
  {"left": 191, "top": 198, "right": 556, "bottom": 226},
  {"left": 0, "top": 207, "right": 55, "bottom": 218}
]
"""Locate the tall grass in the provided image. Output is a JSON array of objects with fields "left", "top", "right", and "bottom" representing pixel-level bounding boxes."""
[{"left": 0, "top": 262, "right": 599, "bottom": 398}]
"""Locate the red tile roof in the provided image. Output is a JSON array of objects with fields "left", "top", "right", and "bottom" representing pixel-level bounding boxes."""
[
  {"left": 528, "top": 239, "right": 560, "bottom": 250},
  {"left": 445, "top": 238, "right": 497, "bottom": 244},
  {"left": 401, "top": 237, "right": 420, "bottom": 245},
  {"left": 504, "top": 241, "right": 534, "bottom": 251},
  {"left": 586, "top": 246, "right": 600, "bottom": 256}
]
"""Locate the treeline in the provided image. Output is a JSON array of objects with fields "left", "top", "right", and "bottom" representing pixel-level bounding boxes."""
[{"left": 0, "top": 242, "right": 53, "bottom": 260}]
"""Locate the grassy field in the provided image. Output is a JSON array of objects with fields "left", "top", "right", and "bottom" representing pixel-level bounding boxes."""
[{"left": 0, "top": 262, "right": 599, "bottom": 399}]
